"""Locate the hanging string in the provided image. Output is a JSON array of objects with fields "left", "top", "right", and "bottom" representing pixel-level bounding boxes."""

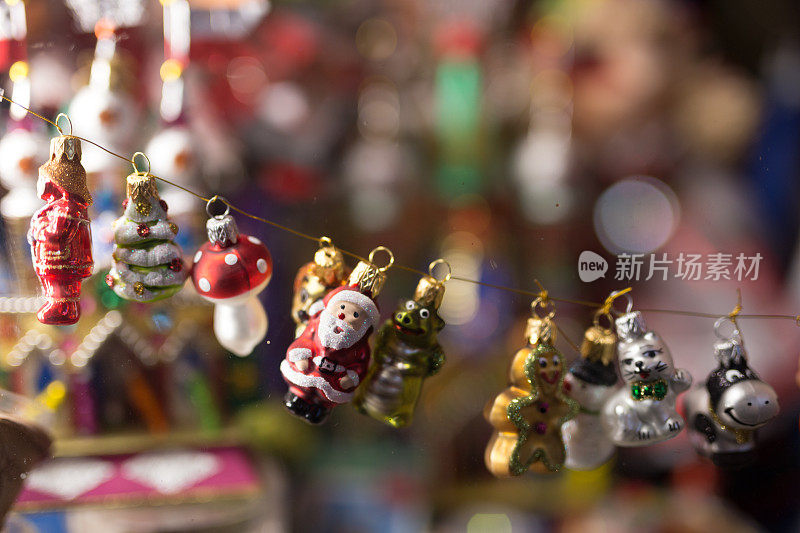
[{"left": 2, "top": 93, "right": 799, "bottom": 327}]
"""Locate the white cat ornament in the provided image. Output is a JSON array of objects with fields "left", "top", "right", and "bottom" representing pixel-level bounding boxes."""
[{"left": 601, "top": 310, "right": 692, "bottom": 446}]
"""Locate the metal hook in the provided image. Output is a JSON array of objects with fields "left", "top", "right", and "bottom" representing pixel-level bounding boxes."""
[
  {"left": 319, "top": 236, "right": 333, "bottom": 249},
  {"left": 531, "top": 296, "right": 556, "bottom": 320},
  {"left": 205, "top": 195, "right": 230, "bottom": 219},
  {"left": 428, "top": 259, "right": 452, "bottom": 282},
  {"left": 368, "top": 246, "right": 394, "bottom": 272},
  {"left": 131, "top": 151, "right": 151, "bottom": 176},
  {"left": 55, "top": 113, "right": 72, "bottom": 136},
  {"left": 714, "top": 316, "right": 742, "bottom": 343}
]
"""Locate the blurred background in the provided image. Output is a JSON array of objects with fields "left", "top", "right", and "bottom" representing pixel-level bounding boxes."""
[{"left": 0, "top": 0, "right": 799, "bottom": 531}]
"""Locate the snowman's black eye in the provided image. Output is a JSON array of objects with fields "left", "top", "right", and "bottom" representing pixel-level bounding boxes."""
[
  {"left": 341, "top": 305, "right": 345, "bottom": 309},
  {"left": 538, "top": 358, "right": 547, "bottom": 368},
  {"left": 353, "top": 312, "right": 359, "bottom": 318}
]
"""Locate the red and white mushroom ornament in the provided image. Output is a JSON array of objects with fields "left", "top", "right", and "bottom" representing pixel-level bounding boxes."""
[{"left": 191, "top": 197, "right": 272, "bottom": 356}]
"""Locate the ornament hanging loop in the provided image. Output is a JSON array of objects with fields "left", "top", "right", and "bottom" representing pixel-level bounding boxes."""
[
  {"left": 531, "top": 295, "right": 556, "bottom": 320},
  {"left": 319, "top": 236, "right": 333, "bottom": 249},
  {"left": 131, "top": 151, "right": 151, "bottom": 176},
  {"left": 428, "top": 259, "right": 452, "bottom": 283},
  {"left": 54, "top": 113, "right": 72, "bottom": 136},
  {"left": 714, "top": 316, "right": 742, "bottom": 343},
  {"left": 206, "top": 195, "right": 230, "bottom": 219},
  {"left": 368, "top": 246, "right": 394, "bottom": 273}
]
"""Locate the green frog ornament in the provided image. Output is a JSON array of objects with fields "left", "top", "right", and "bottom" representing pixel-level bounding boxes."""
[{"left": 354, "top": 270, "right": 446, "bottom": 427}]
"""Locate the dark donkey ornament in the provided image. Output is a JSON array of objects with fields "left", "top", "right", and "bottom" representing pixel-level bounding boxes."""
[{"left": 684, "top": 318, "right": 779, "bottom": 467}]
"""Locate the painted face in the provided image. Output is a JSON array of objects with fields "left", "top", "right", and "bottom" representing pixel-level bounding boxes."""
[
  {"left": 393, "top": 299, "right": 444, "bottom": 343},
  {"left": 533, "top": 348, "right": 563, "bottom": 392},
  {"left": 618, "top": 331, "right": 673, "bottom": 383},
  {"left": 336, "top": 301, "right": 369, "bottom": 331},
  {"left": 709, "top": 362, "right": 779, "bottom": 429},
  {"left": 564, "top": 372, "right": 615, "bottom": 410}
]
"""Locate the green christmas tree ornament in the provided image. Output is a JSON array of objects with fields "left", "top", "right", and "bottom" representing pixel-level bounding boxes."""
[{"left": 106, "top": 172, "right": 188, "bottom": 302}]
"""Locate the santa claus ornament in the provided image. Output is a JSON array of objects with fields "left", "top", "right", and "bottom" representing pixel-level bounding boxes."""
[
  {"left": 191, "top": 197, "right": 272, "bottom": 356},
  {"left": 353, "top": 260, "right": 449, "bottom": 428},
  {"left": 28, "top": 121, "right": 94, "bottom": 325},
  {"left": 291, "top": 237, "right": 350, "bottom": 338},
  {"left": 107, "top": 161, "right": 188, "bottom": 302},
  {"left": 281, "top": 247, "right": 393, "bottom": 425},
  {"left": 562, "top": 312, "right": 618, "bottom": 471},
  {"left": 484, "top": 299, "right": 578, "bottom": 475}
]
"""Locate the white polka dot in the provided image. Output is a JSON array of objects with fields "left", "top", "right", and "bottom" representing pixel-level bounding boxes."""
[
  {"left": 225, "top": 253, "right": 238, "bottom": 265},
  {"left": 257, "top": 258, "right": 268, "bottom": 273},
  {"left": 194, "top": 251, "right": 202, "bottom": 263},
  {"left": 248, "top": 236, "right": 262, "bottom": 245},
  {"left": 198, "top": 278, "right": 211, "bottom": 292}
]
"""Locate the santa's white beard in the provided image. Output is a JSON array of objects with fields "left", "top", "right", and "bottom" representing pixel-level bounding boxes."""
[{"left": 318, "top": 309, "right": 367, "bottom": 350}]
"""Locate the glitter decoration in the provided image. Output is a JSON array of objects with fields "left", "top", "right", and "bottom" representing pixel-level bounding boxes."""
[
  {"left": 137, "top": 224, "right": 151, "bottom": 238},
  {"left": 169, "top": 258, "right": 183, "bottom": 272},
  {"left": 133, "top": 282, "right": 145, "bottom": 296},
  {"left": 105, "top": 274, "right": 114, "bottom": 288}
]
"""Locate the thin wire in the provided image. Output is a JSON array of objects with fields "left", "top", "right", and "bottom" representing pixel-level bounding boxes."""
[{"left": 4, "top": 94, "right": 799, "bottom": 326}]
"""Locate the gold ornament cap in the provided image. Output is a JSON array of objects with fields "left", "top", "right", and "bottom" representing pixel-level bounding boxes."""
[
  {"left": 414, "top": 276, "right": 445, "bottom": 309},
  {"left": 39, "top": 135, "right": 91, "bottom": 205},
  {"left": 348, "top": 246, "right": 393, "bottom": 297},
  {"left": 313, "top": 245, "right": 346, "bottom": 285},
  {"left": 580, "top": 325, "right": 617, "bottom": 367},
  {"left": 525, "top": 316, "right": 555, "bottom": 346}
]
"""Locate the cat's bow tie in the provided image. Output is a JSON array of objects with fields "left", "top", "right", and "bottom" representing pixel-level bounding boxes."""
[{"left": 630, "top": 379, "right": 668, "bottom": 401}]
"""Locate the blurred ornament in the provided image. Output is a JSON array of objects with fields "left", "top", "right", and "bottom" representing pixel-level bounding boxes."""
[
  {"left": 562, "top": 312, "right": 618, "bottom": 471},
  {"left": 0, "top": 126, "right": 48, "bottom": 219},
  {"left": 145, "top": 126, "right": 198, "bottom": 217},
  {"left": 107, "top": 171, "right": 188, "bottom": 302},
  {"left": 353, "top": 261, "right": 448, "bottom": 428},
  {"left": 601, "top": 300, "right": 692, "bottom": 446},
  {"left": 484, "top": 300, "right": 578, "bottom": 475},
  {"left": 68, "top": 23, "right": 138, "bottom": 174},
  {"left": 191, "top": 198, "right": 272, "bottom": 356},
  {"left": 29, "top": 131, "right": 93, "bottom": 325},
  {"left": 282, "top": 249, "right": 392, "bottom": 425},
  {"left": 684, "top": 317, "right": 778, "bottom": 467},
  {"left": 0, "top": 387, "right": 54, "bottom": 527},
  {"left": 291, "top": 238, "right": 349, "bottom": 338},
  {"left": 64, "top": 2, "right": 145, "bottom": 33}
]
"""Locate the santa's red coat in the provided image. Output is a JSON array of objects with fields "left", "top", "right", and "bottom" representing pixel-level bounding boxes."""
[
  {"left": 29, "top": 196, "right": 93, "bottom": 279},
  {"left": 280, "top": 312, "right": 372, "bottom": 408}
]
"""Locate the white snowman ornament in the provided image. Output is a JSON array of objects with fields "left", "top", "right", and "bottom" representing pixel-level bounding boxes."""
[
  {"left": 602, "top": 310, "right": 692, "bottom": 446},
  {"left": 562, "top": 323, "right": 618, "bottom": 470}
]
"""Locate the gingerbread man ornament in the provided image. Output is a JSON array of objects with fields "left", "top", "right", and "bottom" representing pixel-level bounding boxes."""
[{"left": 485, "top": 306, "right": 578, "bottom": 476}]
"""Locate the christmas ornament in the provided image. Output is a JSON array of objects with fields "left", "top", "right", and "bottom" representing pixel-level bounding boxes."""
[
  {"left": 0, "top": 126, "right": 49, "bottom": 220},
  {"left": 28, "top": 128, "right": 93, "bottom": 325},
  {"left": 484, "top": 299, "right": 578, "bottom": 475},
  {"left": 145, "top": 126, "right": 197, "bottom": 217},
  {"left": 684, "top": 317, "right": 779, "bottom": 467},
  {"left": 562, "top": 310, "right": 618, "bottom": 471},
  {"left": 281, "top": 247, "right": 393, "bottom": 425},
  {"left": 191, "top": 197, "right": 272, "bottom": 356},
  {"left": 353, "top": 260, "right": 449, "bottom": 427},
  {"left": 0, "top": 387, "right": 53, "bottom": 526},
  {"left": 107, "top": 165, "right": 188, "bottom": 302},
  {"left": 291, "top": 237, "right": 349, "bottom": 338},
  {"left": 601, "top": 298, "right": 692, "bottom": 446}
]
